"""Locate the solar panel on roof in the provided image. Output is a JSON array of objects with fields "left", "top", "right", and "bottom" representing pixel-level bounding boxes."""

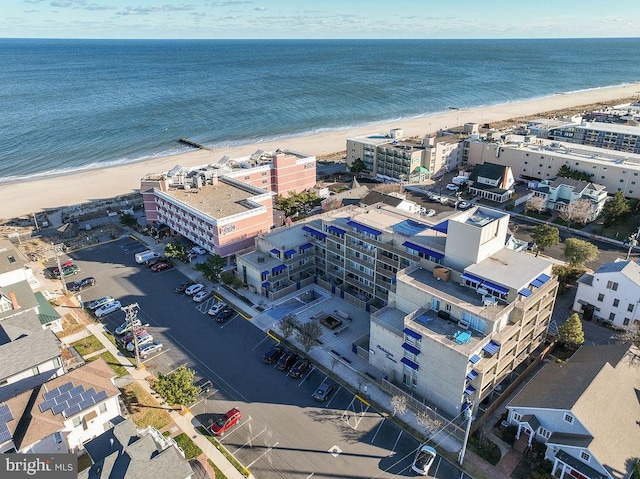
[
  {"left": 51, "top": 403, "right": 67, "bottom": 415},
  {"left": 67, "top": 395, "right": 84, "bottom": 407},
  {"left": 63, "top": 404, "right": 82, "bottom": 418},
  {"left": 78, "top": 398, "right": 94, "bottom": 411},
  {"left": 58, "top": 382, "right": 74, "bottom": 394},
  {"left": 93, "top": 391, "right": 108, "bottom": 403},
  {"left": 54, "top": 391, "right": 72, "bottom": 404},
  {"left": 38, "top": 399, "right": 56, "bottom": 413},
  {"left": 69, "top": 385, "right": 85, "bottom": 397},
  {"left": 81, "top": 389, "right": 96, "bottom": 401},
  {"left": 43, "top": 387, "right": 61, "bottom": 401},
  {"left": 0, "top": 404, "right": 13, "bottom": 423},
  {"left": 0, "top": 422, "right": 11, "bottom": 443}
]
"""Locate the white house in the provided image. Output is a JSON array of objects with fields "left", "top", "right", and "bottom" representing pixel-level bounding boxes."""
[
  {"left": 572, "top": 259, "right": 640, "bottom": 329},
  {"left": 467, "top": 162, "right": 515, "bottom": 203},
  {"left": 532, "top": 178, "right": 607, "bottom": 222},
  {"left": 506, "top": 343, "right": 640, "bottom": 479},
  {"left": 0, "top": 240, "right": 39, "bottom": 289},
  {"left": 0, "top": 358, "right": 121, "bottom": 454}
]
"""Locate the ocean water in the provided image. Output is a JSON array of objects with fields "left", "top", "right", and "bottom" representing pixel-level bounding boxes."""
[{"left": 1, "top": 38, "right": 639, "bottom": 183}]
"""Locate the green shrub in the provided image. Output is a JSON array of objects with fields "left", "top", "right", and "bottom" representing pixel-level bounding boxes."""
[
  {"left": 501, "top": 425, "right": 517, "bottom": 445},
  {"left": 468, "top": 435, "right": 501, "bottom": 465}
]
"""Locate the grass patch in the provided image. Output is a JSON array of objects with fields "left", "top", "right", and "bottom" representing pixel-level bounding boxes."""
[
  {"left": 591, "top": 214, "right": 640, "bottom": 241},
  {"left": 70, "top": 334, "right": 105, "bottom": 356},
  {"left": 173, "top": 432, "right": 203, "bottom": 460},
  {"left": 162, "top": 430, "right": 171, "bottom": 438},
  {"left": 103, "top": 330, "right": 118, "bottom": 347},
  {"left": 56, "top": 313, "right": 86, "bottom": 337},
  {"left": 207, "top": 459, "right": 228, "bottom": 479},
  {"left": 523, "top": 211, "right": 552, "bottom": 221},
  {"left": 87, "top": 351, "right": 129, "bottom": 378},
  {"left": 120, "top": 382, "right": 172, "bottom": 430},
  {"left": 197, "top": 426, "right": 250, "bottom": 478},
  {"left": 468, "top": 435, "right": 501, "bottom": 466},
  {"left": 102, "top": 331, "right": 138, "bottom": 366},
  {"left": 551, "top": 217, "right": 587, "bottom": 229},
  {"left": 77, "top": 453, "right": 92, "bottom": 472}
]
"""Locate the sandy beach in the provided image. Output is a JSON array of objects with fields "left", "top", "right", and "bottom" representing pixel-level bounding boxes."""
[{"left": 2, "top": 83, "right": 640, "bottom": 220}]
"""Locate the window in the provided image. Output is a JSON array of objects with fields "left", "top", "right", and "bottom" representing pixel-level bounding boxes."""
[
  {"left": 580, "top": 451, "right": 591, "bottom": 462},
  {"left": 597, "top": 293, "right": 604, "bottom": 302},
  {"left": 620, "top": 179, "right": 624, "bottom": 183},
  {"left": 72, "top": 417, "right": 82, "bottom": 428},
  {"left": 609, "top": 312, "right": 616, "bottom": 322},
  {"left": 512, "top": 412, "right": 522, "bottom": 422},
  {"left": 31, "top": 366, "right": 40, "bottom": 376},
  {"left": 624, "top": 318, "right": 630, "bottom": 326},
  {"left": 606, "top": 281, "right": 618, "bottom": 291},
  {"left": 628, "top": 304, "right": 634, "bottom": 313},
  {"left": 613, "top": 299, "right": 619, "bottom": 307},
  {"left": 445, "top": 304, "right": 451, "bottom": 312},
  {"left": 563, "top": 413, "right": 574, "bottom": 424},
  {"left": 538, "top": 427, "right": 551, "bottom": 439},
  {"left": 99, "top": 403, "right": 107, "bottom": 413},
  {"left": 53, "top": 431, "right": 63, "bottom": 444}
]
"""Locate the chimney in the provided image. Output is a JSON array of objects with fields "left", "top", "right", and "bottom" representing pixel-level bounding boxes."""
[{"left": 9, "top": 291, "right": 19, "bottom": 310}]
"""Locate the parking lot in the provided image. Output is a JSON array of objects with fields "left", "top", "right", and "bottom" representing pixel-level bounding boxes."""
[{"left": 57, "top": 237, "right": 470, "bottom": 479}]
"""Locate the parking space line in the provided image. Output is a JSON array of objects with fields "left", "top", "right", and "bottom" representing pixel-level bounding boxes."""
[
  {"left": 251, "top": 335, "right": 274, "bottom": 351},
  {"left": 245, "top": 441, "right": 279, "bottom": 469},
  {"left": 370, "top": 418, "right": 386, "bottom": 443},
  {"left": 140, "top": 348, "right": 171, "bottom": 363},
  {"left": 389, "top": 430, "right": 403, "bottom": 457},
  {"left": 218, "top": 417, "right": 252, "bottom": 444},
  {"left": 297, "top": 366, "right": 314, "bottom": 387},
  {"left": 236, "top": 424, "right": 267, "bottom": 452}
]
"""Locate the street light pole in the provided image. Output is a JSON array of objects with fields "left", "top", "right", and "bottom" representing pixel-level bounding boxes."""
[
  {"left": 626, "top": 233, "right": 638, "bottom": 261},
  {"left": 458, "top": 402, "right": 474, "bottom": 466},
  {"left": 122, "top": 303, "right": 141, "bottom": 368},
  {"left": 51, "top": 243, "right": 67, "bottom": 295}
]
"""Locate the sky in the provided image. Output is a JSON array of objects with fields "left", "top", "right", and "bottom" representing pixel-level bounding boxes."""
[{"left": 2, "top": 0, "right": 639, "bottom": 40}]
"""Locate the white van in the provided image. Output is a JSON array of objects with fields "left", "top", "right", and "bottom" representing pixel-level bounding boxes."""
[
  {"left": 135, "top": 250, "right": 160, "bottom": 264},
  {"left": 452, "top": 176, "right": 469, "bottom": 186}
]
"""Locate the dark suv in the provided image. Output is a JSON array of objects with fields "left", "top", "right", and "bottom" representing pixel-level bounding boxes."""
[
  {"left": 262, "top": 345, "right": 284, "bottom": 364},
  {"left": 276, "top": 352, "right": 298, "bottom": 371},
  {"left": 289, "top": 359, "right": 311, "bottom": 378}
]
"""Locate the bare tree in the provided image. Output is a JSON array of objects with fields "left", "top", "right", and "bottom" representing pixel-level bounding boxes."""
[
  {"left": 559, "top": 198, "right": 594, "bottom": 228},
  {"left": 525, "top": 194, "right": 547, "bottom": 214},
  {"left": 372, "top": 183, "right": 405, "bottom": 195},
  {"left": 416, "top": 410, "right": 444, "bottom": 439},
  {"left": 321, "top": 195, "right": 343, "bottom": 212},
  {"left": 278, "top": 313, "right": 300, "bottom": 340},
  {"left": 390, "top": 394, "right": 408, "bottom": 417},
  {"left": 295, "top": 321, "right": 323, "bottom": 353},
  {"left": 614, "top": 323, "right": 640, "bottom": 348}
]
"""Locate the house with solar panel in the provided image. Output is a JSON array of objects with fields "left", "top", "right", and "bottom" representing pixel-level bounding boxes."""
[
  {"left": 0, "top": 358, "right": 121, "bottom": 454},
  {"left": 237, "top": 202, "right": 558, "bottom": 417},
  {"left": 505, "top": 343, "right": 640, "bottom": 479}
]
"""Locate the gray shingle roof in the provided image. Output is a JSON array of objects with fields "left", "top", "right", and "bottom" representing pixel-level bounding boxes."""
[
  {"left": 0, "top": 327, "right": 61, "bottom": 382},
  {"left": 593, "top": 260, "right": 640, "bottom": 286},
  {"left": 0, "top": 240, "right": 27, "bottom": 275},
  {"left": 468, "top": 162, "right": 506, "bottom": 182},
  {"left": 0, "top": 280, "right": 39, "bottom": 321}
]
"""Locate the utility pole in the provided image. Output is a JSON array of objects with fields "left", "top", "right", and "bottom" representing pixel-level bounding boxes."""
[
  {"left": 626, "top": 232, "right": 638, "bottom": 261},
  {"left": 458, "top": 402, "right": 474, "bottom": 466},
  {"left": 51, "top": 243, "right": 67, "bottom": 294},
  {"left": 121, "top": 303, "right": 141, "bottom": 368}
]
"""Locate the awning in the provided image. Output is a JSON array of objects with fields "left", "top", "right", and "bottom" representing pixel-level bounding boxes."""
[
  {"left": 401, "top": 357, "right": 419, "bottom": 370},
  {"left": 284, "top": 249, "right": 296, "bottom": 257},
  {"left": 464, "top": 385, "right": 476, "bottom": 395},
  {"left": 261, "top": 270, "right": 269, "bottom": 276},
  {"left": 262, "top": 281, "right": 270, "bottom": 287},
  {"left": 327, "top": 225, "right": 346, "bottom": 235},
  {"left": 347, "top": 220, "right": 382, "bottom": 236},
  {"left": 530, "top": 279, "right": 544, "bottom": 288},
  {"left": 432, "top": 220, "right": 449, "bottom": 233},
  {"left": 270, "top": 248, "right": 280, "bottom": 255},
  {"left": 299, "top": 243, "right": 313, "bottom": 251},
  {"left": 402, "top": 241, "right": 445, "bottom": 260},
  {"left": 469, "top": 354, "right": 481, "bottom": 364},
  {"left": 483, "top": 340, "right": 500, "bottom": 355},
  {"left": 403, "top": 327, "right": 422, "bottom": 340},
  {"left": 466, "top": 370, "right": 478, "bottom": 380},
  {"left": 402, "top": 342, "right": 420, "bottom": 355},
  {"left": 483, "top": 281, "right": 508, "bottom": 295},
  {"left": 518, "top": 288, "right": 532, "bottom": 297},
  {"left": 536, "top": 273, "right": 551, "bottom": 284},
  {"left": 462, "top": 273, "right": 484, "bottom": 285},
  {"left": 302, "top": 225, "right": 327, "bottom": 240},
  {"left": 272, "top": 264, "right": 287, "bottom": 274}
]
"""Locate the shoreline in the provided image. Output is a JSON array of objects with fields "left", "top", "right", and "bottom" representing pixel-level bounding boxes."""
[{"left": 2, "top": 82, "right": 640, "bottom": 219}]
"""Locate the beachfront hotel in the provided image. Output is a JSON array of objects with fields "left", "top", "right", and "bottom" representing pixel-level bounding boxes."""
[
  {"left": 140, "top": 149, "right": 316, "bottom": 258},
  {"left": 464, "top": 134, "right": 640, "bottom": 199},
  {"left": 346, "top": 128, "right": 466, "bottom": 183},
  {"left": 237, "top": 203, "right": 558, "bottom": 416}
]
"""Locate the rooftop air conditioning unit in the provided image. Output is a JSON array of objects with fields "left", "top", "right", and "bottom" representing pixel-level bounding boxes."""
[{"left": 257, "top": 256, "right": 265, "bottom": 263}]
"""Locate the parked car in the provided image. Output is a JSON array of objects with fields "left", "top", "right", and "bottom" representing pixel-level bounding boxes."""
[
  {"left": 70, "top": 277, "right": 96, "bottom": 291},
  {"left": 193, "top": 378, "right": 213, "bottom": 395},
  {"left": 411, "top": 444, "right": 437, "bottom": 476},
  {"left": 61, "top": 260, "right": 74, "bottom": 269},
  {"left": 527, "top": 241, "right": 537, "bottom": 251},
  {"left": 175, "top": 281, "right": 195, "bottom": 293},
  {"left": 209, "top": 408, "right": 242, "bottom": 436},
  {"left": 262, "top": 345, "right": 284, "bottom": 364},
  {"left": 207, "top": 301, "right": 225, "bottom": 316},
  {"left": 190, "top": 246, "right": 207, "bottom": 255},
  {"left": 146, "top": 257, "right": 164, "bottom": 268},
  {"left": 119, "top": 328, "right": 148, "bottom": 346},
  {"left": 276, "top": 352, "right": 298, "bottom": 371},
  {"left": 185, "top": 283, "right": 205, "bottom": 296},
  {"left": 87, "top": 296, "right": 114, "bottom": 310},
  {"left": 312, "top": 380, "right": 336, "bottom": 401},
  {"left": 95, "top": 300, "right": 122, "bottom": 319},
  {"left": 139, "top": 341, "right": 163, "bottom": 359},
  {"left": 125, "top": 332, "right": 154, "bottom": 352},
  {"left": 215, "top": 307, "right": 234, "bottom": 323},
  {"left": 53, "top": 264, "right": 79, "bottom": 278},
  {"left": 426, "top": 193, "right": 441, "bottom": 202},
  {"left": 289, "top": 359, "right": 311, "bottom": 378},
  {"left": 151, "top": 261, "right": 173, "bottom": 272},
  {"left": 114, "top": 317, "right": 141, "bottom": 335},
  {"left": 446, "top": 183, "right": 459, "bottom": 191},
  {"left": 192, "top": 289, "right": 211, "bottom": 302},
  {"left": 457, "top": 201, "right": 472, "bottom": 210},
  {"left": 439, "top": 197, "right": 450, "bottom": 205},
  {"left": 423, "top": 209, "right": 436, "bottom": 217}
]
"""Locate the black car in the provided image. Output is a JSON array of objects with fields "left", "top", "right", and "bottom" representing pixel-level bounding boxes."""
[
  {"left": 289, "top": 359, "right": 311, "bottom": 378},
  {"left": 276, "top": 352, "right": 298, "bottom": 371},
  {"left": 70, "top": 277, "right": 96, "bottom": 291},
  {"left": 312, "top": 380, "right": 336, "bottom": 401},
  {"left": 262, "top": 345, "right": 284, "bottom": 364},
  {"left": 215, "top": 307, "right": 234, "bottom": 323},
  {"left": 175, "top": 281, "right": 195, "bottom": 293}
]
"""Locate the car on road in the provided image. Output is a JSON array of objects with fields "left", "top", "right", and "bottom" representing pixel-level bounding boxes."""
[
  {"left": 175, "top": 281, "right": 195, "bottom": 293},
  {"left": 276, "top": 352, "right": 298, "bottom": 371},
  {"left": 190, "top": 246, "right": 207, "bottom": 255},
  {"left": 289, "top": 359, "right": 311, "bottom": 378},
  {"left": 53, "top": 264, "right": 80, "bottom": 278},
  {"left": 209, "top": 408, "right": 242, "bottom": 436},
  {"left": 215, "top": 307, "right": 234, "bottom": 323},
  {"left": 207, "top": 301, "right": 225, "bottom": 316},
  {"left": 312, "top": 380, "right": 336, "bottom": 401},
  {"left": 185, "top": 283, "right": 205, "bottom": 296},
  {"left": 125, "top": 332, "right": 154, "bottom": 351},
  {"left": 192, "top": 290, "right": 211, "bottom": 302},
  {"left": 70, "top": 277, "right": 96, "bottom": 291},
  {"left": 151, "top": 261, "right": 173, "bottom": 272},
  {"left": 446, "top": 183, "right": 459, "bottom": 191},
  {"left": 139, "top": 341, "right": 163, "bottom": 359},
  {"left": 411, "top": 444, "right": 437, "bottom": 476},
  {"left": 262, "top": 345, "right": 284, "bottom": 364},
  {"left": 114, "top": 317, "right": 142, "bottom": 335},
  {"left": 95, "top": 300, "right": 122, "bottom": 319},
  {"left": 87, "top": 296, "right": 114, "bottom": 310}
]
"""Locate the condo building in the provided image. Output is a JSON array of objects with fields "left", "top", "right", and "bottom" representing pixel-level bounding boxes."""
[
  {"left": 548, "top": 121, "right": 640, "bottom": 154},
  {"left": 237, "top": 204, "right": 558, "bottom": 416}
]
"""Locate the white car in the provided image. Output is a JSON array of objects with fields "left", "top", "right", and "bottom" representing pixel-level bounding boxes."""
[
  {"left": 192, "top": 290, "right": 211, "bottom": 302},
  {"left": 411, "top": 444, "right": 437, "bottom": 475},
  {"left": 87, "top": 296, "right": 115, "bottom": 310},
  {"left": 185, "top": 283, "right": 205, "bottom": 296},
  {"left": 190, "top": 246, "right": 207, "bottom": 255},
  {"left": 445, "top": 183, "right": 459, "bottom": 191},
  {"left": 139, "top": 341, "right": 163, "bottom": 359},
  {"left": 114, "top": 318, "right": 142, "bottom": 335},
  {"left": 94, "top": 300, "right": 122, "bottom": 318},
  {"left": 126, "top": 333, "right": 154, "bottom": 352},
  {"left": 423, "top": 209, "right": 436, "bottom": 217},
  {"left": 207, "top": 301, "right": 226, "bottom": 316}
]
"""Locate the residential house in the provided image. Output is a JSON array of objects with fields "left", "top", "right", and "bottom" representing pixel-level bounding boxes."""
[
  {"left": 0, "top": 358, "right": 121, "bottom": 454},
  {"left": 572, "top": 259, "right": 640, "bottom": 329},
  {"left": 0, "top": 240, "right": 39, "bottom": 289},
  {"left": 532, "top": 178, "right": 607, "bottom": 222},
  {"left": 79, "top": 417, "right": 193, "bottom": 479},
  {"left": 506, "top": 343, "right": 640, "bottom": 479},
  {"left": 466, "top": 162, "right": 515, "bottom": 203}
]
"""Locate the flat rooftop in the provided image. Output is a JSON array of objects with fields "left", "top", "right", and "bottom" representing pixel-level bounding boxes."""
[
  {"left": 467, "top": 248, "right": 552, "bottom": 292},
  {"left": 163, "top": 180, "right": 263, "bottom": 219}
]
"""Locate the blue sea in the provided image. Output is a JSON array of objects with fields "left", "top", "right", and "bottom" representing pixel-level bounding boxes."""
[{"left": 1, "top": 38, "right": 639, "bottom": 183}]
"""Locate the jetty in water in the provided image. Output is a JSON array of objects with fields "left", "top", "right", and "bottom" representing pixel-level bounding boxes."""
[{"left": 179, "top": 138, "right": 211, "bottom": 151}]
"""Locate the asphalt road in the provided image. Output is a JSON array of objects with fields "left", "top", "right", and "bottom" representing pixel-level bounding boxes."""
[{"left": 58, "top": 238, "right": 470, "bottom": 479}]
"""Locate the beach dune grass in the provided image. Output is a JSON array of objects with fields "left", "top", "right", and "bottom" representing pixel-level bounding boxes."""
[{"left": 120, "top": 382, "right": 172, "bottom": 430}]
